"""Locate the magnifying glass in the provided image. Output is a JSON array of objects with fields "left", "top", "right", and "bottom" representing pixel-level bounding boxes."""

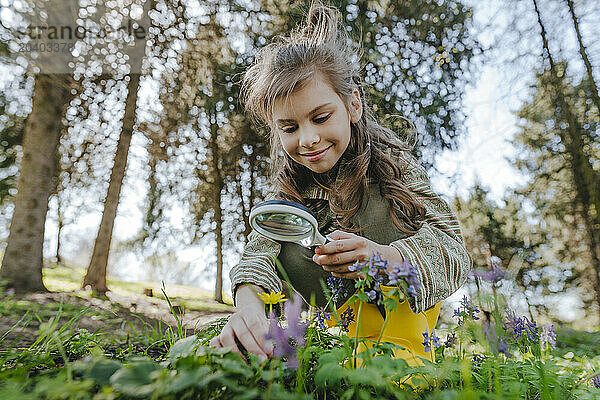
[
  {"left": 251, "top": 199, "right": 387, "bottom": 318},
  {"left": 249, "top": 200, "right": 330, "bottom": 248}
]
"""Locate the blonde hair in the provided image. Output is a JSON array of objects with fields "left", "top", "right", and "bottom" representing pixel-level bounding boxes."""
[{"left": 241, "top": 1, "right": 425, "bottom": 233}]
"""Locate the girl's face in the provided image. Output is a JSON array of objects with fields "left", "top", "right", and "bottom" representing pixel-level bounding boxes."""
[{"left": 272, "top": 73, "right": 362, "bottom": 174}]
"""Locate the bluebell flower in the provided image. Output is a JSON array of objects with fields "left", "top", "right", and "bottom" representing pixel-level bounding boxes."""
[
  {"left": 483, "top": 320, "right": 511, "bottom": 358},
  {"left": 315, "top": 308, "right": 331, "bottom": 330},
  {"left": 348, "top": 261, "right": 360, "bottom": 272},
  {"left": 471, "top": 353, "right": 487, "bottom": 368},
  {"left": 422, "top": 328, "right": 441, "bottom": 353},
  {"left": 453, "top": 296, "right": 480, "bottom": 326},
  {"left": 326, "top": 276, "right": 348, "bottom": 303},
  {"left": 503, "top": 310, "right": 542, "bottom": 353},
  {"left": 367, "top": 251, "right": 389, "bottom": 283},
  {"left": 503, "top": 310, "right": 525, "bottom": 339},
  {"left": 444, "top": 332, "right": 457, "bottom": 349},
  {"left": 366, "top": 290, "right": 377, "bottom": 301},
  {"left": 591, "top": 375, "right": 600, "bottom": 389},
  {"left": 386, "top": 259, "right": 421, "bottom": 298},
  {"left": 339, "top": 307, "right": 355, "bottom": 333},
  {"left": 498, "top": 338, "right": 510, "bottom": 357}
]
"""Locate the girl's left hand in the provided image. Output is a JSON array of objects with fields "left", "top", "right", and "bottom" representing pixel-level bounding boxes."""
[{"left": 312, "top": 230, "right": 403, "bottom": 279}]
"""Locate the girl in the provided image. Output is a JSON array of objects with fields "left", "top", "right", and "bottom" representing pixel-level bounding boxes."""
[{"left": 210, "top": 1, "right": 472, "bottom": 365}]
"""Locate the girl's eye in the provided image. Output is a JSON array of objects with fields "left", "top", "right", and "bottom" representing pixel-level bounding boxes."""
[
  {"left": 314, "top": 113, "right": 331, "bottom": 123},
  {"left": 282, "top": 125, "right": 297, "bottom": 134}
]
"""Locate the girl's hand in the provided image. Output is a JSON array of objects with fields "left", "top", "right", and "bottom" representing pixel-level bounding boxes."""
[
  {"left": 209, "top": 285, "right": 273, "bottom": 363},
  {"left": 312, "top": 229, "right": 404, "bottom": 279},
  {"left": 209, "top": 306, "right": 273, "bottom": 363}
]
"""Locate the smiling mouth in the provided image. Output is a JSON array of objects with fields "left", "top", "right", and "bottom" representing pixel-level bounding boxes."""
[{"left": 300, "top": 145, "right": 332, "bottom": 157}]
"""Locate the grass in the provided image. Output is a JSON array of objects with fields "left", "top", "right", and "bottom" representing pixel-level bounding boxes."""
[
  {"left": 1, "top": 262, "right": 234, "bottom": 361},
  {"left": 43, "top": 263, "right": 234, "bottom": 313},
  {"left": 1, "top": 260, "right": 599, "bottom": 399}
]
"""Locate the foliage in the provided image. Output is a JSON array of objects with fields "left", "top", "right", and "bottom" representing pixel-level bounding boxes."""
[
  {"left": 2, "top": 255, "right": 599, "bottom": 399},
  {"left": 511, "top": 65, "right": 600, "bottom": 317}
]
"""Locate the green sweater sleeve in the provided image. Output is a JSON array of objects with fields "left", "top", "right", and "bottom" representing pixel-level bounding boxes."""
[{"left": 389, "top": 151, "right": 473, "bottom": 313}]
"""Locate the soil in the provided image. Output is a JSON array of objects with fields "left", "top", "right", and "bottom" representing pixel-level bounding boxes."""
[{"left": 0, "top": 290, "right": 233, "bottom": 350}]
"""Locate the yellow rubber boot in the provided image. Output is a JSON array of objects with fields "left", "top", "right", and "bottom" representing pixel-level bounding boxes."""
[{"left": 327, "top": 288, "right": 441, "bottom": 388}]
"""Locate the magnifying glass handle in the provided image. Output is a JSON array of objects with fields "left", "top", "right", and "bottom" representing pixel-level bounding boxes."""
[{"left": 310, "top": 232, "right": 330, "bottom": 251}]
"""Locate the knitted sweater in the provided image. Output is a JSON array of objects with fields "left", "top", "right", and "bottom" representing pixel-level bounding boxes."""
[{"left": 229, "top": 149, "right": 472, "bottom": 313}]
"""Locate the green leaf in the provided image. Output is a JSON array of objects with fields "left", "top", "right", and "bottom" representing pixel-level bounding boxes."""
[
  {"left": 87, "top": 359, "right": 123, "bottom": 386},
  {"left": 383, "top": 298, "right": 398, "bottom": 312},
  {"left": 214, "top": 358, "right": 253, "bottom": 379},
  {"left": 232, "top": 388, "right": 261, "bottom": 400},
  {"left": 164, "top": 366, "right": 210, "bottom": 394},
  {"left": 0, "top": 381, "right": 36, "bottom": 400},
  {"left": 341, "top": 388, "right": 355, "bottom": 400},
  {"left": 167, "top": 334, "right": 198, "bottom": 363},
  {"left": 346, "top": 367, "right": 386, "bottom": 388},
  {"left": 195, "top": 371, "right": 227, "bottom": 390},
  {"left": 318, "top": 347, "right": 348, "bottom": 365},
  {"left": 109, "top": 359, "right": 162, "bottom": 397},
  {"left": 356, "top": 292, "right": 369, "bottom": 302},
  {"left": 314, "top": 362, "right": 345, "bottom": 387}
]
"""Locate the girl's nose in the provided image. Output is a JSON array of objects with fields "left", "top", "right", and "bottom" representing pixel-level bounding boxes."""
[{"left": 299, "top": 126, "right": 320, "bottom": 148}]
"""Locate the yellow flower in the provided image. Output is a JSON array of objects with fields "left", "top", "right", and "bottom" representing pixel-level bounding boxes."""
[{"left": 257, "top": 291, "right": 288, "bottom": 305}]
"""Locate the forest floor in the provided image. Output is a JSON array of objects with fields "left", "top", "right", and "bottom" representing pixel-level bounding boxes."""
[{"left": 0, "top": 263, "right": 234, "bottom": 349}]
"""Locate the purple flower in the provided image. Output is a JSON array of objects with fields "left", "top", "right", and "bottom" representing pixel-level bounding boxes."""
[
  {"left": 366, "top": 290, "right": 377, "bottom": 301},
  {"left": 503, "top": 310, "right": 541, "bottom": 352},
  {"left": 367, "top": 252, "right": 389, "bottom": 283},
  {"left": 339, "top": 307, "right": 355, "bottom": 333},
  {"left": 453, "top": 296, "right": 480, "bottom": 326},
  {"left": 483, "top": 320, "right": 511, "bottom": 357},
  {"left": 315, "top": 308, "right": 331, "bottom": 330},
  {"left": 348, "top": 261, "right": 360, "bottom": 272},
  {"left": 524, "top": 318, "right": 539, "bottom": 342},
  {"left": 471, "top": 259, "right": 505, "bottom": 283},
  {"left": 444, "top": 332, "right": 457, "bottom": 349},
  {"left": 540, "top": 324, "right": 556, "bottom": 351},
  {"left": 422, "top": 328, "right": 441, "bottom": 353},
  {"left": 326, "top": 276, "right": 348, "bottom": 303},
  {"left": 386, "top": 259, "right": 421, "bottom": 298},
  {"left": 503, "top": 310, "right": 525, "bottom": 339},
  {"left": 591, "top": 375, "right": 600, "bottom": 389},
  {"left": 265, "top": 297, "right": 308, "bottom": 369}
]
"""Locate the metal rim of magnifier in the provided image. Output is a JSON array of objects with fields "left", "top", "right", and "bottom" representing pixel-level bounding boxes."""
[{"left": 249, "top": 200, "right": 318, "bottom": 242}]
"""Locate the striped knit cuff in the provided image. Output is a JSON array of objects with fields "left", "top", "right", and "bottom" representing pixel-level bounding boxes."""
[
  {"left": 390, "top": 234, "right": 435, "bottom": 314},
  {"left": 230, "top": 267, "right": 282, "bottom": 307}
]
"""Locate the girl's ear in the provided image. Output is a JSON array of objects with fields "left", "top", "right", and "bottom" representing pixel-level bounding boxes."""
[{"left": 349, "top": 88, "right": 363, "bottom": 123}]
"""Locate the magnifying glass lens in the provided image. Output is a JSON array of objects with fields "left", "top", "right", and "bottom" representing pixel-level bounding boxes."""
[{"left": 255, "top": 212, "right": 313, "bottom": 235}]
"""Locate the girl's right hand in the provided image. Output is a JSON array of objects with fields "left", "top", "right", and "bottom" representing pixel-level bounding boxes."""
[{"left": 209, "top": 285, "right": 273, "bottom": 363}]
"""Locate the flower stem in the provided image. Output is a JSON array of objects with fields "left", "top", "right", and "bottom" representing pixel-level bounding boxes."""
[
  {"left": 353, "top": 300, "right": 363, "bottom": 368},
  {"left": 375, "top": 312, "right": 390, "bottom": 347}
]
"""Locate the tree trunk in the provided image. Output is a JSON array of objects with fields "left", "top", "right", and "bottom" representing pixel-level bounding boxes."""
[
  {"left": 247, "top": 147, "right": 256, "bottom": 241},
  {"left": 0, "top": 74, "right": 71, "bottom": 293},
  {"left": 82, "top": 73, "right": 140, "bottom": 293},
  {"left": 566, "top": 0, "right": 600, "bottom": 113},
  {"left": 234, "top": 164, "right": 250, "bottom": 242},
  {"left": 56, "top": 193, "right": 64, "bottom": 265},
  {"left": 533, "top": 0, "right": 600, "bottom": 318},
  {"left": 209, "top": 110, "right": 224, "bottom": 304}
]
